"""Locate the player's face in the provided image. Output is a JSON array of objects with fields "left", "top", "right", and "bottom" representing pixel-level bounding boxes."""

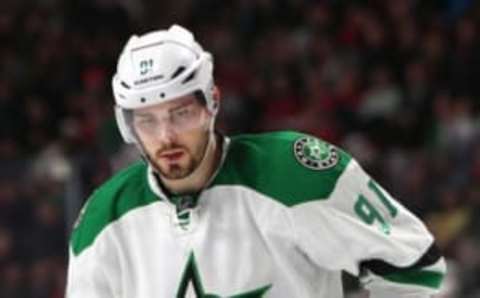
[{"left": 132, "top": 95, "right": 211, "bottom": 179}]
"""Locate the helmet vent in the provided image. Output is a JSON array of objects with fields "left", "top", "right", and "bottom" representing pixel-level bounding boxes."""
[
  {"left": 171, "top": 66, "right": 186, "bottom": 79},
  {"left": 121, "top": 81, "right": 131, "bottom": 89},
  {"left": 182, "top": 70, "right": 197, "bottom": 84}
]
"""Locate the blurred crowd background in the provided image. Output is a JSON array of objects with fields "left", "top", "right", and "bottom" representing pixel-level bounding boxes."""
[{"left": 0, "top": 0, "right": 479, "bottom": 297}]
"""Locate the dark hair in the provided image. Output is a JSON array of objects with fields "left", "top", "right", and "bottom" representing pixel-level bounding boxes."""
[{"left": 193, "top": 90, "right": 208, "bottom": 107}]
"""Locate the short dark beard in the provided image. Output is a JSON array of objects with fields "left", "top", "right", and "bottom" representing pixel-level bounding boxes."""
[
  {"left": 156, "top": 158, "right": 196, "bottom": 179},
  {"left": 152, "top": 131, "right": 210, "bottom": 180}
]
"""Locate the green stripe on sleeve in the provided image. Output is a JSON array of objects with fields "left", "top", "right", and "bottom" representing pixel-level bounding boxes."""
[{"left": 381, "top": 270, "right": 444, "bottom": 289}]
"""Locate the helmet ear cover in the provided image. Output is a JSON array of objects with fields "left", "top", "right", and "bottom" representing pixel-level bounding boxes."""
[
  {"left": 114, "top": 106, "right": 136, "bottom": 144},
  {"left": 194, "top": 81, "right": 218, "bottom": 115}
]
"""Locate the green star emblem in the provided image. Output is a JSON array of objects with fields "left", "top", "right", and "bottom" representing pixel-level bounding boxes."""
[
  {"left": 293, "top": 136, "right": 339, "bottom": 170},
  {"left": 176, "top": 253, "right": 272, "bottom": 298},
  {"left": 303, "top": 138, "right": 330, "bottom": 161}
]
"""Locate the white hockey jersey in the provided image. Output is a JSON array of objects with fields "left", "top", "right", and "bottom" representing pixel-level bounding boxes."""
[{"left": 66, "top": 131, "right": 446, "bottom": 298}]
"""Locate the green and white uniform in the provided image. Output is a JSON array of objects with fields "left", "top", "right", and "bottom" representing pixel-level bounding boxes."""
[{"left": 67, "top": 131, "right": 445, "bottom": 298}]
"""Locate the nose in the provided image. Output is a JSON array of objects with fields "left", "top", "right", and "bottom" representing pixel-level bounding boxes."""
[{"left": 156, "top": 123, "right": 177, "bottom": 144}]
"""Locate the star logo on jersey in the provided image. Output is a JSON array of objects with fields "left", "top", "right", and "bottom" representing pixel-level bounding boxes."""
[
  {"left": 293, "top": 136, "right": 338, "bottom": 170},
  {"left": 176, "top": 253, "right": 272, "bottom": 298}
]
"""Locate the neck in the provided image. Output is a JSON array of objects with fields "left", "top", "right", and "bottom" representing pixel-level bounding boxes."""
[{"left": 161, "top": 133, "right": 220, "bottom": 195}]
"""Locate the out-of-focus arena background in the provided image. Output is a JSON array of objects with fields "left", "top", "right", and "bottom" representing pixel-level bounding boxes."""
[{"left": 0, "top": 0, "right": 479, "bottom": 297}]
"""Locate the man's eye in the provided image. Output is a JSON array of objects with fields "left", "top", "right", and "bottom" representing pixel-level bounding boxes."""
[
  {"left": 137, "top": 118, "right": 155, "bottom": 127},
  {"left": 174, "top": 108, "right": 191, "bottom": 118}
]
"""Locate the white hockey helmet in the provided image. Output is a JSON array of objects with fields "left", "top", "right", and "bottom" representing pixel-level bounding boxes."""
[{"left": 112, "top": 24, "right": 216, "bottom": 143}]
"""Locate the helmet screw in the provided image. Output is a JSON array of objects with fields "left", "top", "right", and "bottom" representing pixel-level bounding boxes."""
[
  {"left": 140, "top": 97, "right": 146, "bottom": 103},
  {"left": 160, "top": 93, "right": 165, "bottom": 98}
]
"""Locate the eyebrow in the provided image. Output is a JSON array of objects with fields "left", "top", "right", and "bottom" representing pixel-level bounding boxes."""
[
  {"left": 133, "top": 112, "right": 154, "bottom": 118},
  {"left": 133, "top": 99, "right": 196, "bottom": 118},
  {"left": 170, "top": 101, "right": 195, "bottom": 112}
]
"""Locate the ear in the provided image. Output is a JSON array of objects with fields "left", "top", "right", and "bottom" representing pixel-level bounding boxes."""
[
  {"left": 212, "top": 85, "right": 221, "bottom": 109},
  {"left": 212, "top": 85, "right": 221, "bottom": 114}
]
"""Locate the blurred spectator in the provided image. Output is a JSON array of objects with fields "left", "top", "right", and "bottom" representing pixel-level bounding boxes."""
[{"left": 0, "top": 262, "right": 28, "bottom": 298}]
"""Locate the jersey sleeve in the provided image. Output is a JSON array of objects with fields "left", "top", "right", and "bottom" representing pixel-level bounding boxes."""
[
  {"left": 65, "top": 161, "right": 152, "bottom": 298},
  {"left": 66, "top": 245, "right": 118, "bottom": 298},
  {"left": 289, "top": 158, "right": 446, "bottom": 297},
  {"left": 66, "top": 198, "right": 121, "bottom": 298}
]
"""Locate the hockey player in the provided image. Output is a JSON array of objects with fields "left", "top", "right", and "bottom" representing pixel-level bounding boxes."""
[{"left": 66, "top": 25, "right": 446, "bottom": 298}]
